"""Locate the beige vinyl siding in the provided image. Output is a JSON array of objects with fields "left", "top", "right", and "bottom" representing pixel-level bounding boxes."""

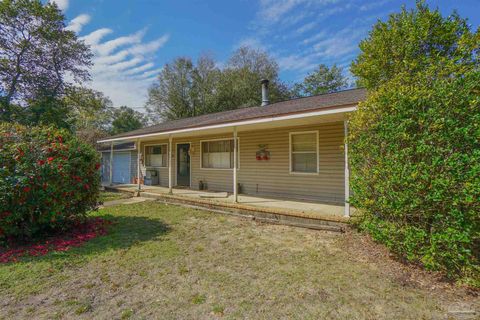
[
  {"left": 139, "top": 121, "right": 345, "bottom": 204},
  {"left": 237, "top": 121, "right": 344, "bottom": 203},
  {"left": 140, "top": 140, "right": 170, "bottom": 187}
]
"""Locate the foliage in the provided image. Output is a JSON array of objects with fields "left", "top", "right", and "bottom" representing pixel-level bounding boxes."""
[
  {"left": 146, "top": 57, "right": 199, "bottom": 121},
  {"left": 292, "top": 64, "right": 348, "bottom": 97},
  {"left": 64, "top": 87, "right": 113, "bottom": 132},
  {"left": 351, "top": 2, "right": 479, "bottom": 89},
  {"left": 0, "top": 0, "right": 92, "bottom": 121},
  {"left": 0, "top": 123, "right": 101, "bottom": 242},
  {"left": 109, "top": 106, "right": 147, "bottom": 135},
  {"left": 349, "top": 1, "right": 480, "bottom": 284},
  {"left": 146, "top": 47, "right": 291, "bottom": 121},
  {"left": 216, "top": 46, "right": 291, "bottom": 111}
]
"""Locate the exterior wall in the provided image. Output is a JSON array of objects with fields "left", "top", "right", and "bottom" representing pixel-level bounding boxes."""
[
  {"left": 139, "top": 121, "right": 345, "bottom": 204},
  {"left": 140, "top": 140, "right": 170, "bottom": 186},
  {"left": 100, "top": 150, "right": 137, "bottom": 184}
]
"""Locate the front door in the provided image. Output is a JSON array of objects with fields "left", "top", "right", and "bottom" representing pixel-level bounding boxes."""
[{"left": 176, "top": 144, "right": 190, "bottom": 187}]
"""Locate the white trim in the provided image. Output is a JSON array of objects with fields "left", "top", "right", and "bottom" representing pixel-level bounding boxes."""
[
  {"left": 136, "top": 139, "right": 142, "bottom": 191},
  {"left": 109, "top": 142, "right": 113, "bottom": 185},
  {"left": 233, "top": 127, "right": 238, "bottom": 203},
  {"left": 143, "top": 143, "right": 168, "bottom": 168},
  {"left": 168, "top": 136, "right": 172, "bottom": 194},
  {"left": 100, "top": 149, "right": 134, "bottom": 153},
  {"left": 98, "top": 105, "right": 357, "bottom": 143},
  {"left": 175, "top": 142, "right": 192, "bottom": 188},
  {"left": 199, "top": 137, "right": 240, "bottom": 170},
  {"left": 289, "top": 130, "right": 319, "bottom": 175},
  {"left": 344, "top": 120, "right": 350, "bottom": 217}
]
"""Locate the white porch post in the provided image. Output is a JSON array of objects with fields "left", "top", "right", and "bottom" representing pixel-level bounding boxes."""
[
  {"left": 109, "top": 141, "right": 114, "bottom": 185},
  {"left": 344, "top": 120, "right": 350, "bottom": 217},
  {"left": 233, "top": 126, "right": 238, "bottom": 203},
  {"left": 137, "top": 139, "right": 141, "bottom": 191},
  {"left": 168, "top": 135, "right": 173, "bottom": 194}
]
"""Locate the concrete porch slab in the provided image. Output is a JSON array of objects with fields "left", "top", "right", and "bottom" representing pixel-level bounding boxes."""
[{"left": 104, "top": 184, "right": 350, "bottom": 225}]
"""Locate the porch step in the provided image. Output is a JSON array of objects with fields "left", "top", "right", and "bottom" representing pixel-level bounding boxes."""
[{"left": 141, "top": 191, "right": 347, "bottom": 233}]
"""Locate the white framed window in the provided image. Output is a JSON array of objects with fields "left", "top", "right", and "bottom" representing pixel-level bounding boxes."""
[
  {"left": 289, "top": 131, "right": 319, "bottom": 174},
  {"left": 144, "top": 144, "right": 167, "bottom": 167},
  {"left": 201, "top": 138, "right": 239, "bottom": 170}
]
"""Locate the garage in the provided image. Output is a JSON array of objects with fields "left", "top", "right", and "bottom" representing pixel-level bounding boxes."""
[
  {"left": 112, "top": 152, "right": 131, "bottom": 183},
  {"left": 98, "top": 142, "right": 137, "bottom": 184}
]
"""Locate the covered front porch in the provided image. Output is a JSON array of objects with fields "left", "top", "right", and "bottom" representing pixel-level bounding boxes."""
[{"left": 104, "top": 183, "right": 350, "bottom": 225}]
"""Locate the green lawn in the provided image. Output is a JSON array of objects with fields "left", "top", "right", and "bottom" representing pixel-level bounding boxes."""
[
  {"left": 0, "top": 201, "right": 477, "bottom": 319},
  {"left": 98, "top": 190, "right": 131, "bottom": 203}
]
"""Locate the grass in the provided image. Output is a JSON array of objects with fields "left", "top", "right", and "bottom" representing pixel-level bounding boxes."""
[
  {"left": 0, "top": 201, "right": 477, "bottom": 319},
  {"left": 98, "top": 191, "right": 131, "bottom": 203}
]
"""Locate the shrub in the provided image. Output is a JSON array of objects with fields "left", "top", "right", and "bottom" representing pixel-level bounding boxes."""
[
  {"left": 349, "top": 2, "right": 480, "bottom": 285},
  {"left": 0, "top": 123, "right": 101, "bottom": 243}
]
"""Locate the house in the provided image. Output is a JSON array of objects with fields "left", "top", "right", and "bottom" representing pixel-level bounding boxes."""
[{"left": 98, "top": 81, "right": 366, "bottom": 217}]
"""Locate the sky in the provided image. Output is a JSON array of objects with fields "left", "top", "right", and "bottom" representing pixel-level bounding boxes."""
[{"left": 49, "top": 0, "right": 480, "bottom": 111}]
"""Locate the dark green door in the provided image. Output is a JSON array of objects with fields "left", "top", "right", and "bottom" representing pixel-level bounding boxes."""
[{"left": 176, "top": 144, "right": 190, "bottom": 187}]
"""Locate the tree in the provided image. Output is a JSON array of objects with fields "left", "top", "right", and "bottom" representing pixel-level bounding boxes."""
[
  {"left": 350, "top": 2, "right": 479, "bottom": 89},
  {"left": 191, "top": 53, "right": 221, "bottom": 114},
  {"left": 64, "top": 87, "right": 112, "bottom": 132},
  {"left": 146, "top": 47, "right": 292, "bottom": 121},
  {"left": 109, "top": 106, "right": 147, "bottom": 135},
  {"left": 292, "top": 64, "right": 347, "bottom": 97},
  {"left": 349, "top": 1, "right": 479, "bottom": 283},
  {"left": 216, "top": 46, "right": 290, "bottom": 110},
  {"left": 146, "top": 57, "right": 196, "bottom": 121},
  {"left": 0, "top": 0, "right": 92, "bottom": 121},
  {"left": 63, "top": 87, "right": 113, "bottom": 145}
]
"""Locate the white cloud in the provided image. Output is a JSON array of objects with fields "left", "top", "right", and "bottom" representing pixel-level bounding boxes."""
[
  {"left": 66, "top": 14, "right": 91, "bottom": 33},
  {"left": 296, "top": 21, "right": 316, "bottom": 34},
  {"left": 123, "top": 63, "right": 155, "bottom": 76},
  {"left": 80, "top": 28, "right": 113, "bottom": 46},
  {"left": 77, "top": 23, "right": 169, "bottom": 109},
  {"left": 242, "top": 0, "right": 381, "bottom": 78},
  {"left": 49, "top": 0, "right": 69, "bottom": 11},
  {"left": 235, "top": 37, "right": 266, "bottom": 51},
  {"left": 359, "top": 0, "right": 392, "bottom": 12},
  {"left": 135, "top": 68, "right": 163, "bottom": 79},
  {"left": 94, "top": 29, "right": 146, "bottom": 56}
]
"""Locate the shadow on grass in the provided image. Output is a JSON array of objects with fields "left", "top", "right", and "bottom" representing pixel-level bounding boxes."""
[{"left": 14, "top": 214, "right": 171, "bottom": 264}]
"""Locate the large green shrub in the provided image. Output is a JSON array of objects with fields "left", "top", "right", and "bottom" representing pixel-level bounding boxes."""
[
  {"left": 349, "top": 2, "right": 479, "bottom": 284},
  {"left": 0, "top": 123, "right": 100, "bottom": 242}
]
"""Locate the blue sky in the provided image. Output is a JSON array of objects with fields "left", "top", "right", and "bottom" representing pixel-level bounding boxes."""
[{"left": 50, "top": 0, "right": 480, "bottom": 110}]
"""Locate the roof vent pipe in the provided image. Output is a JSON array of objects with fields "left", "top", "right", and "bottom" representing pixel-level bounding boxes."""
[{"left": 261, "top": 79, "right": 269, "bottom": 106}]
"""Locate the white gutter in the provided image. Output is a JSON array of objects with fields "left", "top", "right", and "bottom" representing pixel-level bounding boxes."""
[{"left": 98, "top": 105, "right": 357, "bottom": 143}]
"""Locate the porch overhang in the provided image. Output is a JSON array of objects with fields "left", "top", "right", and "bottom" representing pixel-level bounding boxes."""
[{"left": 97, "top": 104, "right": 357, "bottom": 143}]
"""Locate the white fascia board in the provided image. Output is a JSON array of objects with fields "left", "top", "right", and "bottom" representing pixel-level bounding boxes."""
[{"left": 98, "top": 105, "right": 357, "bottom": 143}]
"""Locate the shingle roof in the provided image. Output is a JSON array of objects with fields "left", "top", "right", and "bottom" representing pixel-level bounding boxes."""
[{"left": 103, "top": 88, "right": 366, "bottom": 141}]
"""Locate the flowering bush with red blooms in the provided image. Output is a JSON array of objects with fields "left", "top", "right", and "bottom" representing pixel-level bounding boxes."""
[{"left": 0, "top": 123, "right": 101, "bottom": 243}]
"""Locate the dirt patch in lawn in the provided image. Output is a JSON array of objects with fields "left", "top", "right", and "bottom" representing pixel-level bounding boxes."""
[{"left": 0, "top": 201, "right": 478, "bottom": 319}]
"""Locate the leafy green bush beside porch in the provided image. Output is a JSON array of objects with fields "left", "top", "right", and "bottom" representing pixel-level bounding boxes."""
[{"left": 349, "top": 2, "right": 480, "bottom": 285}]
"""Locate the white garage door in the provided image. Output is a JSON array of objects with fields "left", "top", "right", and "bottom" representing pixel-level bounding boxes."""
[{"left": 112, "top": 152, "right": 131, "bottom": 184}]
